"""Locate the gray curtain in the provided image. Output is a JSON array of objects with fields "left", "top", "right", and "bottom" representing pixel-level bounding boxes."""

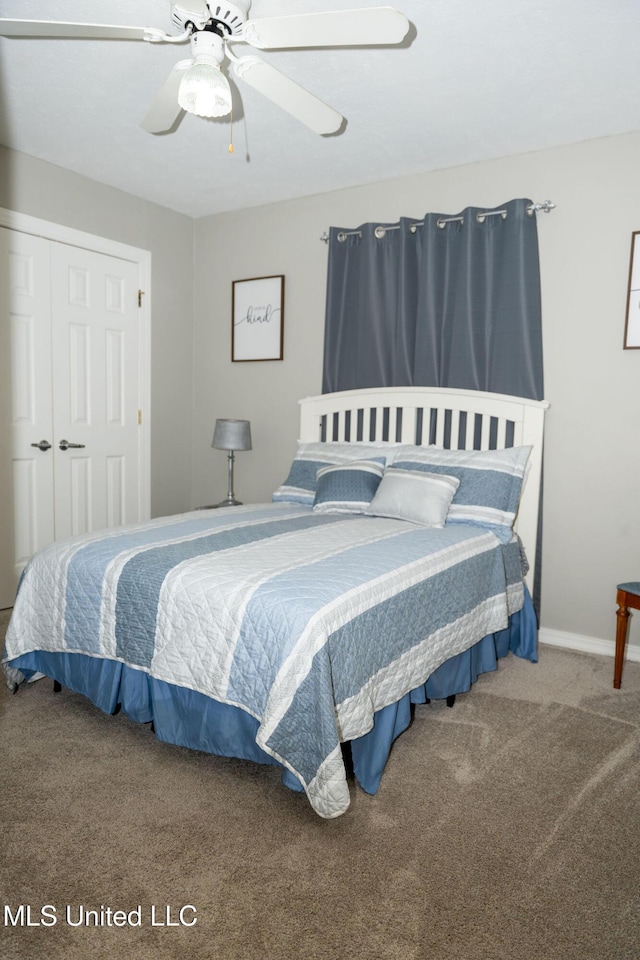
[
  {"left": 322, "top": 197, "right": 544, "bottom": 610},
  {"left": 322, "top": 198, "right": 543, "bottom": 400}
]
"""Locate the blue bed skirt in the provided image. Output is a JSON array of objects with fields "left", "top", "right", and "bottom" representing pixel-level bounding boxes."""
[{"left": 9, "top": 590, "right": 537, "bottom": 798}]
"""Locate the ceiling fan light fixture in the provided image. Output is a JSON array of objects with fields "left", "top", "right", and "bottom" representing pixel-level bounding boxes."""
[{"left": 178, "top": 55, "right": 232, "bottom": 117}]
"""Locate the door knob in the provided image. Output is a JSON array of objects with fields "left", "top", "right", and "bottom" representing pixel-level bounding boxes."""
[
  {"left": 58, "top": 439, "right": 86, "bottom": 450},
  {"left": 30, "top": 439, "right": 52, "bottom": 451}
]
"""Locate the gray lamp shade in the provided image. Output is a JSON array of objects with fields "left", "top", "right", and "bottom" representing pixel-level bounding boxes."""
[{"left": 212, "top": 419, "right": 252, "bottom": 451}]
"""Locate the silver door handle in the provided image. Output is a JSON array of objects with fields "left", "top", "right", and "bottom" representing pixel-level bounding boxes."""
[
  {"left": 58, "top": 439, "right": 86, "bottom": 450},
  {"left": 31, "top": 439, "right": 52, "bottom": 451}
]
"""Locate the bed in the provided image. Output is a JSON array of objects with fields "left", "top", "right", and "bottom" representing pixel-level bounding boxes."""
[{"left": 2, "top": 386, "right": 549, "bottom": 818}]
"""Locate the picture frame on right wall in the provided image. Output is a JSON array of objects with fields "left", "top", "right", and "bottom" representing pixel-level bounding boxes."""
[{"left": 624, "top": 230, "right": 640, "bottom": 349}]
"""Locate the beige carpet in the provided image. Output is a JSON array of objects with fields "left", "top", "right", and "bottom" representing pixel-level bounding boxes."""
[{"left": 1, "top": 605, "right": 639, "bottom": 960}]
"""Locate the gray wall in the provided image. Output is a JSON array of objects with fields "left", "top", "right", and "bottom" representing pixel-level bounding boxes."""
[
  {"left": 0, "top": 145, "right": 195, "bottom": 523},
  {"left": 192, "top": 131, "right": 640, "bottom": 650}
]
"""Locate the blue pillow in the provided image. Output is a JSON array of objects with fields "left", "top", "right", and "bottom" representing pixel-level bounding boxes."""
[
  {"left": 313, "top": 458, "right": 386, "bottom": 514},
  {"left": 391, "top": 444, "right": 532, "bottom": 542},
  {"left": 273, "top": 442, "right": 393, "bottom": 505}
]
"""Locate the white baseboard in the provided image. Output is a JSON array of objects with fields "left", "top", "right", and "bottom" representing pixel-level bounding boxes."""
[{"left": 538, "top": 626, "right": 640, "bottom": 662}]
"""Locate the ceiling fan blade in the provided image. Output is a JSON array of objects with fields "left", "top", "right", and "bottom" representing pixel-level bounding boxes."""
[
  {"left": 240, "top": 6, "right": 410, "bottom": 49},
  {"left": 232, "top": 58, "right": 343, "bottom": 135},
  {"left": 0, "top": 18, "right": 152, "bottom": 40},
  {"left": 141, "top": 62, "right": 190, "bottom": 134}
]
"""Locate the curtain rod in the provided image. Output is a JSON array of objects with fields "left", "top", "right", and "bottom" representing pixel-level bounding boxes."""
[{"left": 320, "top": 200, "right": 556, "bottom": 242}]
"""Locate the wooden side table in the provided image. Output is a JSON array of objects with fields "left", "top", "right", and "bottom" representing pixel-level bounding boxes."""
[{"left": 614, "top": 582, "right": 640, "bottom": 689}]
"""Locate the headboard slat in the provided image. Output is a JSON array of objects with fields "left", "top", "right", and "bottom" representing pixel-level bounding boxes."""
[
  {"left": 449, "top": 409, "right": 460, "bottom": 450},
  {"left": 400, "top": 407, "right": 416, "bottom": 444},
  {"left": 435, "top": 410, "right": 445, "bottom": 447},
  {"left": 480, "top": 414, "right": 491, "bottom": 450}
]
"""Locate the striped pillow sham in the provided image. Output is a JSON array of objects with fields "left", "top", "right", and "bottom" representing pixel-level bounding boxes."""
[
  {"left": 272, "top": 442, "right": 395, "bottom": 505},
  {"left": 390, "top": 444, "right": 532, "bottom": 542}
]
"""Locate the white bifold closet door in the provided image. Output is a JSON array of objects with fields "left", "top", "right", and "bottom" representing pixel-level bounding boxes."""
[{"left": 4, "top": 227, "right": 143, "bottom": 591}]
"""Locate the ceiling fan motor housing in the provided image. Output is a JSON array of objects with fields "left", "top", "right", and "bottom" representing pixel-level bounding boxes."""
[
  {"left": 189, "top": 29, "right": 226, "bottom": 63},
  {"left": 170, "top": 2, "right": 251, "bottom": 37}
]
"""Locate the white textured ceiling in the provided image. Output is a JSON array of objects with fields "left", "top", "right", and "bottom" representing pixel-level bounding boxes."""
[{"left": 1, "top": 0, "right": 640, "bottom": 219}]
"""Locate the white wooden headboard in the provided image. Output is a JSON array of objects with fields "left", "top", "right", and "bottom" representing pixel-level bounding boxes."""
[{"left": 299, "top": 386, "right": 549, "bottom": 593}]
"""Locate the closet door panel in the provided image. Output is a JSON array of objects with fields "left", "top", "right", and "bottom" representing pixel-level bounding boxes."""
[
  {"left": 0, "top": 228, "right": 55, "bottom": 591},
  {"left": 51, "top": 243, "right": 141, "bottom": 539}
]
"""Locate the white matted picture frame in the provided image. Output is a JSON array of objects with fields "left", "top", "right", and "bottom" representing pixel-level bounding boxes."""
[
  {"left": 232, "top": 275, "right": 284, "bottom": 362},
  {"left": 624, "top": 231, "right": 640, "bottom": 349}
]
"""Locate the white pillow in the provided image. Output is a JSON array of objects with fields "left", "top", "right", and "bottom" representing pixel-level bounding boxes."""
[{"left": 366, "top": 467, "right": 460, "bottom": 526}]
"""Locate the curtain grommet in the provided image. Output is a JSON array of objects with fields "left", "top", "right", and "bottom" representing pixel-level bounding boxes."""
[
  {"left": 437, "top": 217, "right": 464, "bottom": 229},
  {"left": 476, "top": 210, "right": 508, "bottom": 224},
  {"left": 337, "top": 231, "right": 347, "bottom": 243},
  {"left": 374, "top": 226, "right": 386, "bottom": 239}
]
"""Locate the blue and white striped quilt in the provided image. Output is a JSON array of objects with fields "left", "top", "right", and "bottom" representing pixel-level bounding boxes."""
[{"left": 3, "top": 502, "right": 525, "bottom": 818}]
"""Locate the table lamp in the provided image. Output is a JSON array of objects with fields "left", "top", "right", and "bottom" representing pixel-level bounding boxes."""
[{"left": 212, "top": 419, "right": 252, "bottom": 506}]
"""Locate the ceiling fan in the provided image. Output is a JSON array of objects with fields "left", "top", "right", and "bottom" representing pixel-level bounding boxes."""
[{"left": 0, "top": 2, "right": 411, "bottom": 136}]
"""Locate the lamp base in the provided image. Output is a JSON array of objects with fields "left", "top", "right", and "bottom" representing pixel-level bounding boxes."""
[{"left": 216, "top": 496, "right": 242, "bottom": 507}]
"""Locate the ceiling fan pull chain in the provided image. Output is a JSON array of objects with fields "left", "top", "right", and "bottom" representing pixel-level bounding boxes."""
[{"left": 229, "top": 107, "right": 234, "bottom": 154}]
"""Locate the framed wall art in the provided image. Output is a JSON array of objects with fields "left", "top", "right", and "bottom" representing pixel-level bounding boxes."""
[
  {"left": 624, "top": 231, "right": 640, "bottom": 349},
  {"left": 232, "top": 275, "right": 284, "bottom": 362}
]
